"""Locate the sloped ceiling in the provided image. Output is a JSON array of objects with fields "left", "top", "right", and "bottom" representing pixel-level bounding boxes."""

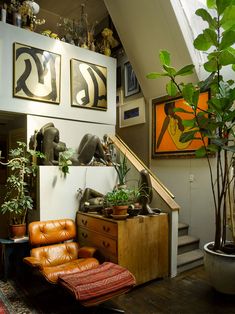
[{"left": 104, "top": 0, "right": 198, "bottom": 100}]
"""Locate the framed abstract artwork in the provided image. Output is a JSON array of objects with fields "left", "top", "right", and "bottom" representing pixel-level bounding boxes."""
[
  {"left": 70, "top": 58, "right": 107, "bottom": 111},
  {"left": 119, "top": 97, "right": 146, "bottom": 128},
  {"left": 124, "top": 61, "right": 140, "bottom": 97},
  {"left": 152, "top": 91, "right": 209, "bottom": 158},
  {"left": 13, "top": 42, "right": 61, "bottom": 104}
]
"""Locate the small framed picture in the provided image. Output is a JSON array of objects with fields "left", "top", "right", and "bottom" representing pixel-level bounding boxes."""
[
  {"left": 119, "top": 97, "right": 146, "bottom": 128},
  {"left": 124, "top": 61, "right": 140, "bottom": 97}
]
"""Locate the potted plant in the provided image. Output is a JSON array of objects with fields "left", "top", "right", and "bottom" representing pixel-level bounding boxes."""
[
  {"left": 104, "top": 187, "right": 140, "bottom": 217},
  {"left": 113, "top": 154, "right": 130, "bottom": 188},
  {"left": 147, "top": 0, "right": 235, "bottom": 294},
  {"left": 0, "top": 141, "right": 44, "bottom": 238}
]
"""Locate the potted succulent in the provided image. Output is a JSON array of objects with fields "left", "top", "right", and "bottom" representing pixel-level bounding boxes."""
[
  {"left": 147, "top": 0, "right": 235, "bottom": 294},
  {"left": 0, "top": 141, "right": 44, "bottom": 238}
]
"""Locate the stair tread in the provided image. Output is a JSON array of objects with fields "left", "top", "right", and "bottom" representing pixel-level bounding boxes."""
[
  {"left": 178, "top": 235, "right": 199, "bottom": 246},
  {"left": 177, "top": 249, "right": 204, "bottom": 266},
  {"left": 178, "top": 222, "right": 189, "bottom": 230}
]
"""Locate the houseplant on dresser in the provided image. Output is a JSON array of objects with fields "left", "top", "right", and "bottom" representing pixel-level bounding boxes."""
[
  {"left": 147, "top": 0, "right": 235, "bottom": 294},
  {"left": 104, "top": 187, "right": 140, "bottom": 219},
  {"left": 0, "top": 141, "right": 43, "bottom": 238}
]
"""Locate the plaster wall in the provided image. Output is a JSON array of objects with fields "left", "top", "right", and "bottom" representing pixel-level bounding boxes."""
[
  {"left": 0, "top": 21, "right": 116, "bottom": 125},
  {"left": 35, "top": 166, "right": 117, "bottom": 222}
]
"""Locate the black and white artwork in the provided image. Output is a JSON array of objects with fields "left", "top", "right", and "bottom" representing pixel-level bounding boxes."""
[
  {"left": 71, "top": 59, "right": 107, "bottom": 111},
  {"left": 13, "top": 42, "right": 61, "bottom": 104}
]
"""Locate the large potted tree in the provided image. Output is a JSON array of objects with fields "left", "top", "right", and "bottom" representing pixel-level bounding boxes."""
[
  {"left": 0, "top": 141, "right": 44, "bottom": 238},
  {"left": 147, "top": 0, "right": 235, "bottom": 294}
]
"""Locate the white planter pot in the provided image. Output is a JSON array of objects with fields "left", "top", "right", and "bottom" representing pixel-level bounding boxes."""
[{"left": 204, "top": 242, "right": 235, "bottom": 295}]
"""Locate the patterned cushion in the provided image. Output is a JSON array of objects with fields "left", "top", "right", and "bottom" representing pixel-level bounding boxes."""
[{"left": 58, "top": 262, "right": 136, "bottom": 305}]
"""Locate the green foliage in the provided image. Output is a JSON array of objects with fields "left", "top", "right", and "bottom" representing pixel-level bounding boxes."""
[
  {"left": 104, "top": 187, "right": 140, "bottom": 207},
  {"left": 58, "top": 148, "right": 74, "bottom": 176},
  {"left": 0, "top": 141, "right": 44, "bottom": 225},
  {"left": 146, "top": 1, "right": 235, "bottom": 252},
  {"left": 113, "top": 154, "right": 130, "bottom": 186}
]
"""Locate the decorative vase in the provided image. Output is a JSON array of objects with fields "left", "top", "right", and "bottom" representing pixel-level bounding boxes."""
[
  {"left": 204, "top": 242, "right": 235, "bottom": 295},
  {"left": 9, "top": 224, "right": 26, "bottom": 239}
]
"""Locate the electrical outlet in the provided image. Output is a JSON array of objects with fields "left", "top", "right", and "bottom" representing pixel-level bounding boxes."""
[{"left": 189, "top": 174, "right": 194, "bottom": 182}]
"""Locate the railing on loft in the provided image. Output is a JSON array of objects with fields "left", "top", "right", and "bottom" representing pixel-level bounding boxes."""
[
  {"left": 109, "top": 134, "right": 180, "bottom": 212},
  {"left": 109, "top": 134, "right": 180, "bottom": 277}
]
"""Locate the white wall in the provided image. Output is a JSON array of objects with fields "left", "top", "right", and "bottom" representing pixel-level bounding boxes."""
[
  {"left": 27, "top": 115, "right": 115, "bottom": 152},
  {"left": 0, "top": 22, "right": 116, "bottom": 125},
  {"left": 38, "top": 166, "right": 117, "bottom": 221}
]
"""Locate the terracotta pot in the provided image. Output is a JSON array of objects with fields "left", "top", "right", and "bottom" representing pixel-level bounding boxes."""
[
  {"left": 9, "top": 224, "right": 26, "bottom": 239},
  {"left": 204, "top": 242, "right": 235, "bottom": 295},
  {"left": 112, "top": 205, "right": 128, "bottom": 216}
]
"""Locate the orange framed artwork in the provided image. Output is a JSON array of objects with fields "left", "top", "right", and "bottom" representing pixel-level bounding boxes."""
[{"left": 152, "top": 91, "right": 209, "bottom": 158}]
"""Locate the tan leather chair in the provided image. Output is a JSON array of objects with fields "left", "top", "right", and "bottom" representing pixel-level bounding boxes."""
[{"left": 23, "top": 219, "right": 99, "bottom": 284}]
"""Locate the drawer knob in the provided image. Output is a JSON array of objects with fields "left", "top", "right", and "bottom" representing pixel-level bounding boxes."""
[
  {"left": 103, "top": 225, "right": 110, "bottom": 232},
  {"left": 81, "top": 232, "right": 88, "bottom": 238},
  {"left": 102, "top": 241, "right": 110, "bottom": 248},
  {"left": 81, "top": 219, "right": 87, "bottom": 226}
]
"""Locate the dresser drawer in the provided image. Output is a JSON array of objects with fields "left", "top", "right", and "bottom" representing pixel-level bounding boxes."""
[
  {"left": 78, "top": 228, "right": 117, "bottom": 256},
  {"left": 77, "top": 214, "right": 118, "bottom": 238}
]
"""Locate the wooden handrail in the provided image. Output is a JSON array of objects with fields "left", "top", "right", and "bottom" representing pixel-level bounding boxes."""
[{"left": 109, "top": 134, "right": 180, "bottom": 212}]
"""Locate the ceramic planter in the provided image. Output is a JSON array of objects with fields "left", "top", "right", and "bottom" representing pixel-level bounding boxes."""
[
  {"left": 204, "top": 242, "right": 235, "bottom": 295},
  {"left": 9, "top": 223, "right": 26, "bottom": 239},
  {"left": 112, "top": 205, "right": 129, "bottom": 216}
]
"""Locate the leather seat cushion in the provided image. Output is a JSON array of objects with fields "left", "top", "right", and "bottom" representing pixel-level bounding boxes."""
[
  {"left": 58, "top": 262, "right": 136, "bottom": 305},
  {"left": 41, "top": 257, "right": 99, "bottom": 284}
]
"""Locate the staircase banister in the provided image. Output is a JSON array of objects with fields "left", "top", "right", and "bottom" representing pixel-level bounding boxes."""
[{"left": 109, "top": 134, "right": 180, "bottom": 212}]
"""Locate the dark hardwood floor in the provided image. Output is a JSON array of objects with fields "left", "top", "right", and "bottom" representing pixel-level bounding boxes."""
[{"left": 7, "top": 266, "right": 235, "bottom": 314}]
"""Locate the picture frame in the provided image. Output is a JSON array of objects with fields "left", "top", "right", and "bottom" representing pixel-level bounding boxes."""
[
  {"left": 70, "top": 58, "right": 107, "bottom": 111},
  {"left": 124, "top": 61, "right": 140, "bottom": 97},
  {"left": 119, "top": 97, "right": 146, "bottom": 128},
  {"left": 152, "top": 91, "right": 210, "bottom": 158},
  {"left": 13, "top": 42, "right": 61, "bottom": 104}
]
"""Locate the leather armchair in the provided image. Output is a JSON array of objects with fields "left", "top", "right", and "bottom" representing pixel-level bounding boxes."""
[{"left": 23, "top": 219, "right": 99, "bottom": 284}]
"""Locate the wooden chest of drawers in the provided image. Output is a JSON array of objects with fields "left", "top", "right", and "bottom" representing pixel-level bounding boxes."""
[{"left": 77, "top": 212, "right": 169, "bottom": 285}]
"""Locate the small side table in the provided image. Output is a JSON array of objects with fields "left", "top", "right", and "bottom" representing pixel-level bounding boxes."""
[{"left": 0, "top": 237, "right": 29, "bottom": 281}]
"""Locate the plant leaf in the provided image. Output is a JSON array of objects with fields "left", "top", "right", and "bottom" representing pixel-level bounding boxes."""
[
  {"left": 180, "top": 130, "right": 198, "bottom": 143},
  {"left": 163, "top": 65, "right": 177, "bottom": 76},
  {"left": 166, "top": 81, "right": 178, "bottom": 96},
  {"left": 204, "top": 57, "right": 218, "bottom": 72},
  {"left": 195, "top": 8, "right": 215, "bottom": 28},
  {"left": 221, "top": 5, "right": 235, "bottom": 30},
  {"left": 195, "top": 146, "right": 207, "bottom": 157},
  {"left": 207, "top": 0, "right": 216, "bottom": 9},
  {"left": 216, "top": 0, "right": 233, "bottom": 15},
  {"left": 220, "top": 30, "right": 235, "bottom": 49},
  {"left": 159, "top": 50, "right": 171, "bottom": 66},
  {"left": 146, "top": 72, "right": 168, "bottom": 79},
  {"left": 175, "top": 64, "right": 195, "bottom": 76},
  {"left": 218, "top": 49, "right": 235, "bottom": 65}
]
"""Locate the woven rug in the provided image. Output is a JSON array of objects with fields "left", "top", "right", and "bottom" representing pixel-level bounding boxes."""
[{"left": 0, "top": 275, "right": 122, "bottom": 314}]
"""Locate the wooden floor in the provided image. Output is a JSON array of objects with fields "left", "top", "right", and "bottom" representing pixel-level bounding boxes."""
[
  {"left": 7, "top": 266, "right": 235, "bottom": 314},
  {"left": 111, "top": 266, "right": 235, "bottom": 314}
]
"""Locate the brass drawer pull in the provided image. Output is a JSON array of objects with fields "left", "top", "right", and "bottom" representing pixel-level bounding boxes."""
[
  {"left": 103, "top": 225, "right": 110, "bottom": 232},
  {"left": 81, "top": 219, "right": 87, "bottom": 226},
  {"left": 102, "top": 241, "right": 110, "bottom": 248},
  {"left": 81, "top": 232, "right": 88, "bottom": 238}
]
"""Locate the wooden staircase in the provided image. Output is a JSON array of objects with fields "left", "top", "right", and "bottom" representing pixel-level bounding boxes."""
[{"left": 177, "top": 223, "right": 204, "bottom": 273}]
